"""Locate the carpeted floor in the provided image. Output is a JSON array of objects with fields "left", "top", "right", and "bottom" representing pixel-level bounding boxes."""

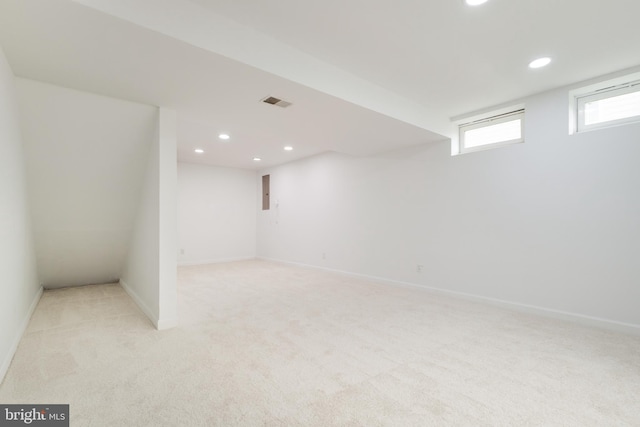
[{"left": 1, "top": 260, "right": 639, "bottom": 426}]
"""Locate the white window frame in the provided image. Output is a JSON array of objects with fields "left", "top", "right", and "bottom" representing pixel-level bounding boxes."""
[
  {"left": 458, "top": 109, "right": 525, "bottom": 154},
  {"left": 569, "top": 72, "right": 640, "bottom": 134}
]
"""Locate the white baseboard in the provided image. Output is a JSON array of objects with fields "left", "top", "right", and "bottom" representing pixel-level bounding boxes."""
[
  {"left": 157, "top": 317, "right": 178, "bottom": 330},
  {"left": 0, "top": 285, "right": 43, "bottom": 384},
  {"left": 119, "top": 279, "right": 179, "bottom": 331},
  {"left": 119, "top": 279, "right": 159, "bottom": 329},
  {"left": 178, "top": 256, "right": 256, "bottom": 267},
  {"left": 257, "top": 256, "right": 640, "bottom": 336}
]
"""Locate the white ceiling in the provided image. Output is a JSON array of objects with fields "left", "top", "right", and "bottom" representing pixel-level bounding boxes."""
[
  {"left": 193, "top": 0, "right": 640, "bottom": 118},
  {"left": 1, "top": 0, "right": 639, "bottom": 170}
]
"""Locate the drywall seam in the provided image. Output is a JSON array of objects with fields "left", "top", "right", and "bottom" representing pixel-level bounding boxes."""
[
  {"left": 0, "top": 286, "right": 43, "bottom": 385},
  {"left": 257, "top": 256, "right": 640, "bottom": 337},
  {"left": 119, "top": 279, "right": 158, "bottom": 329}
]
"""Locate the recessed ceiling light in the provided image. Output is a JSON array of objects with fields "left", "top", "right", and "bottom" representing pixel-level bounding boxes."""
[
  {"left": 253, "top": 157, "right": 261, "bottom": 161},
  {"left": 284, "top": 146, "right": 293, "bottom": 151},
  {"left": 529, "top": 57, "right": 552, "bottom": 69},
  {"left": 465, "top": 0, "right": 488, "bottom": 6},
  {"left": 218, "top": 134, "right": 230, "bottom": 140},
  {"left": 194, "top": 149, "right": 204, "bottom": 154}
]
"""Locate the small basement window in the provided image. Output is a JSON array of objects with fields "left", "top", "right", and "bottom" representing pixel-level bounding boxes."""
[
  {"left": 574, "top": 79, "right": 640, "bottom": 133},
  {"left": 458, "top": 109, "right": 524, "bottom": 154}
]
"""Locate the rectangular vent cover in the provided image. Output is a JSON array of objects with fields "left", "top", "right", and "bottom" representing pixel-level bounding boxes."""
[{"left": 262, "top": 96, "right": 292, "bottom": 108}]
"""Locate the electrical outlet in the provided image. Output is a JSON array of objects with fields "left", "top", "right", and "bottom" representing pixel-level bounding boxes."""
[
  {"left": 180, "top": 248, "right": 185, "bottom": 255},
  {"left": 416, "top": 264, "right": 423, "bottom": 273},
  {"left": 322, "top": 252, "right": 326, "bottom": 260}
]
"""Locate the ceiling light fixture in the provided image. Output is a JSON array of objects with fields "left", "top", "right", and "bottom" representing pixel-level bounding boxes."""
[
  {"left": 218, "top": 134, "right": 230, "bottom": 140},
  {"left": 284, "top": 146, "right": 293, "bottom": 151},
  {"left": 529, "top": 57, "right": 552, "bottom": 69},
  {"left": 253, "top": 157, "right": 261, "bottom": 161},
  {"left": 194, "top": 149, "right": 204, "bottom": 153},
  {"left": 465, "top": 0, "right": 488, "bottom": 6}
]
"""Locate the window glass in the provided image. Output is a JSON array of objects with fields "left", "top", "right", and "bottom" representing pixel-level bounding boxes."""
[
  {"left": 464, "top": 118, "right": 522, "bottom": 148},
  {"left": 459, "top": 110, "right": 524, "bottom": 154},
  {"left": 584, "top": 90, "right": 640, "bottom": 126}
]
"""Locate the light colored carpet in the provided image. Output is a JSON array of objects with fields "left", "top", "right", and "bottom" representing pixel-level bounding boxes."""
[{"left": 1, "top": 260, "right": 639, "bottom": 426}]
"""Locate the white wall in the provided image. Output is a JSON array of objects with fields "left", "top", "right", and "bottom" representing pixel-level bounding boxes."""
[
  {"left": 0, "top": 45, "right": 40, "bottom": 383},
  {"left": 16, "top": 78, "right": 158, "bottom": 288},
  {"left": 158, "top": 109, "right": 178, "bottom": 329},
  {"left": 178, "top": 162, "right": 257, "bottom": 265},
  {"left": 121, "top": 108, "right": 177, "bottom": 330},
  {"left": 257, "top": 78, "right": 640, "bottom": 331}
]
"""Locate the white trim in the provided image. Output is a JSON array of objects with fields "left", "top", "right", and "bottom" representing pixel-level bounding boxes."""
[
  {"left": 569, "top": 71, "right": 640, "bottom": 134},
  {"left": 1, "top": 286, "right": 43, "bottom": 384},
  {"left": 178, "top": 256, "right": 256, "bottom": 267},
  {"left": 576, "top": 82, "right": 640, "bottom": 132},
  {"left": 120, "top": 280, "right": 178, "bottom": 330},
  {"left": 569, "top": 71, "right": 640, "bottom": 99},
  {"left": 257, "top": 257, "right": 640, "bottom": 336},
  {"left": 119, "top": 279, "right": 159, "bottom": 329},
  {"left": 452, "top": 102, "right": 526, "bottom": 125},
  {"left": 156, "top": 317, "right": 178, "bottom": 330},
  {"left": 457, "top": 108, "right": 525, "bottom": 154}
]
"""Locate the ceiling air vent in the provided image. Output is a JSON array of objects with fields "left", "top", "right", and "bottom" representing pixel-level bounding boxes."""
[{"left": 261, "top": 96, "right": 292, "bottom": 108}]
